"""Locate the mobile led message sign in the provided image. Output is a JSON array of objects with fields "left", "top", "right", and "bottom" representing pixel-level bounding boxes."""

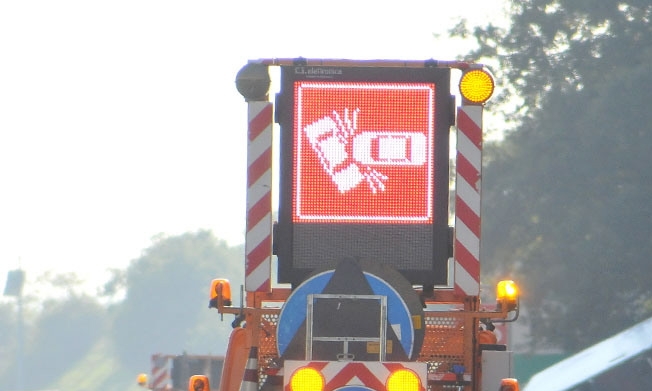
[{"left": 275, "top": 66, "right": 453, "bottom": 287}]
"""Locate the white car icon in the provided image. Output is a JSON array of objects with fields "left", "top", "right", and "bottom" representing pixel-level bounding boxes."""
[{"left": 353, "top": 132, "right": 427, "bottom": 166}]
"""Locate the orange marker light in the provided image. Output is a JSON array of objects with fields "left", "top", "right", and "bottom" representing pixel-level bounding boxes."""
[
  {"left": 209, "top": 278, "right": 232, "bottom": 308},
  {"left": 189, "top": 375, "right": 210, "bottom": 391},
  {"left": 496, "top": 280, "right": 519, "bottom": 312},
  {"left": 499, "top": 378, "right": 519, "bottom": 391}
]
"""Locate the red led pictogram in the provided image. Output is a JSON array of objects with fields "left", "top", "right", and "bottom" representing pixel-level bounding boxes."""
[{"left": 293, "top": 81, "right": 436, "bottom": 224}]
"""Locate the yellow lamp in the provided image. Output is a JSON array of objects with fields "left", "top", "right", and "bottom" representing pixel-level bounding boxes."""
[
  {"left": 386, "top": 369, "right": 420, "bottom": 391},
  {"left": 289, "top": 367, "right": 324, "bottom": 391},
  {"left": 459, "top": 69, "right": 495, "bottom": 104}
]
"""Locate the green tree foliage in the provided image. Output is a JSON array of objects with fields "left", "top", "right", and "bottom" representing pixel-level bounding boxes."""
[
  {"left": 0, "top": 231, "right": 244, "bottom": 391},
  {"left": 110, "top": 230, "right": 243, "bottom": 369},
  {"left": 0, "top": 273, "right": 108, "bottom": 390},
  {"left": 460, "top": 0, "right": 652, "bottom": 351},
  {"left": 23, "top": 295, "right": 107, "bottom": 390},
  {"left": 0, "top": 301, "right": 18, "bottom": 383},
  {"left": 462, "top": 0, "right": 651, "bottom": 120}
]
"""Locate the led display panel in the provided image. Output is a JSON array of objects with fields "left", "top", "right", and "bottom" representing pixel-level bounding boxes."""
[
  {"left": 276, "top": 66, "right": 453, "bottom": 287},
  {"left": 294, "top": 82, "right": 434, "bottom": 223}
]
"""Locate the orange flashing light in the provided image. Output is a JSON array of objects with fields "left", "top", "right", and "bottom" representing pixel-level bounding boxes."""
[
  {"left": 209, "top": 278, "right": 232, "bottom": 308},
  {"left": 499, "top": 378, "right": 520, "bottom": 391},
  {"left": 189, "top": 375, "right": 210, "bottom": 391},
  {"left": 496, "top": 280, "right": 519, "bottom": 312},
  {"left": 137, "top": 373, "right": 148, "bottom": 387}
]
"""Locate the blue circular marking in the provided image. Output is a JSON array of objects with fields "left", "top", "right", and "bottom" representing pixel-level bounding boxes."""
[
  {"left": 276, "top": 271, "right": 333, "bottom": 356},
  {"left": 365, "top": 273, "right": 414, "bottom": 357},
  {"left": 276, "top": 269, "right": 414, "bottom": 358}
]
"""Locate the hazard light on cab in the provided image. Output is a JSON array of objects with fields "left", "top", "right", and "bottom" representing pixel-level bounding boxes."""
[
  {"left": 459, "top": 69, "right": 494, "bottom": 104},
  {"left": 290, "top": 367, "right": 325, "bottom": 391},
  {"left": 136, "top": 373, "right": 148, "bottom": 387},
  {"left": 496, "top": 280, "right": 519, "bottom": 312},
  {"left": 188, "top": 375, "right": 210, "bottom": 391},
  {"left": 208, "top": 278, "right": 232, "bottom": 308},
  {"left": 499, "top": 378, "right": 520, "bottom": 391},
  {"left": 386, "top": 368, "right": 421, "bottom": 391}
]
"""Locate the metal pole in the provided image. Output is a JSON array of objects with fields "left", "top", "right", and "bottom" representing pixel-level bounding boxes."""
[
  {"left": 17, "top": 290, "right": 24, "bottom": 391},
  {"left": 4, "top": 268, "right": 26, "bottom": 391}
]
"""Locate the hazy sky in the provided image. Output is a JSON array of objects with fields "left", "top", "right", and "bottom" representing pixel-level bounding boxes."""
[{"left": 0, "top": 0, "right": 507, "bottom": 295}]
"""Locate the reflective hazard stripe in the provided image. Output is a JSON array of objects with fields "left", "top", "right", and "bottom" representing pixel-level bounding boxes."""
[
  {"left": 454, "top": 105, "right": 483, "bottom": 297},
  {"left": 283, "top": 361, "right": 427, "bottom": 391},
  {"left": 151, "top": 354, "right": 172, "bottom": 391},
  {"left": 240, "top": 346, "right": 259, "bottom": 391},
  {"left": 245, "top": 102, "right": 273, "bottom": 292}
]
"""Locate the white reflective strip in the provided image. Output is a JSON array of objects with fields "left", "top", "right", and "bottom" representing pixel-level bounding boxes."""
[
  {"left": 249, "top": 101, "right": 271, "bottom": 117},
  {"left": 247, "top": 169, "right": 273, "bottom": 208},
  {"left": 245, "top": 356, "right": 258, "bottom": 369},
  {"left": 284, "top": 361, "right": 427, "bottom": 389},
  {"left": 248, "top": 125, "right": 272, "bottom": 165},
  {"left": 456, "top": 130, "right": 481, "bottom": 171},
  {"left": 320, "top": 362, "right": 341, "bottom": 382},
  {"left": 456, "top": 176, "right": 481, "bottom": 216},
  {"left": 246, "top": 212, "right": 273, "bottom": 251},
  {"left": 348, "top": 376, "right": 363, "bottom": 385},
  {"left": 455, "top": 259, "right": 480, "bottom": 295},
  {"left": 246, "top": 259, "right": 271, "bottom": 290},
  {"left": 371, "top": 363, "right": 390, "bottom": 381},
  {"left": 460, "top": 105, "right": 483, "bottom": 128},
  {"left": 455, "top": 218, "right": 480, "bottom": 260}
]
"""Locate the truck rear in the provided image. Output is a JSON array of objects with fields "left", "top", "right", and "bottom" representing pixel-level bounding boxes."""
[{"left": 209, "top": 58, "right": 520, "bottom": 391}]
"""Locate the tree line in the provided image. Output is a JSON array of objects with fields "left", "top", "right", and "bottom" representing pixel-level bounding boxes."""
[
  {"left": 461, "top": 0, "right": 652, "bottom": 351},
  {"left": 0, "top": 230, "right": 243, "bottom": 391}
]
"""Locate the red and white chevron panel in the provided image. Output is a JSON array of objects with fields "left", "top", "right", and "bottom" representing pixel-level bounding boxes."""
[
  {"left": 246, "top": 101, "right": 273, "bottom": 292},
  {"left": 454, "top": 105, "right": 483, "bottom": 297},
  {"left": 283, "top": 360, "right": 427, "bottom": 391},
  {"left": 151, "top": 354, "right": 172, "bottom": 391}
]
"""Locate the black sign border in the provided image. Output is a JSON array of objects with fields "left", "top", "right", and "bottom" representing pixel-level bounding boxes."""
[{"left": 275, "top": 65, "right": 454, "bottom": 288}]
